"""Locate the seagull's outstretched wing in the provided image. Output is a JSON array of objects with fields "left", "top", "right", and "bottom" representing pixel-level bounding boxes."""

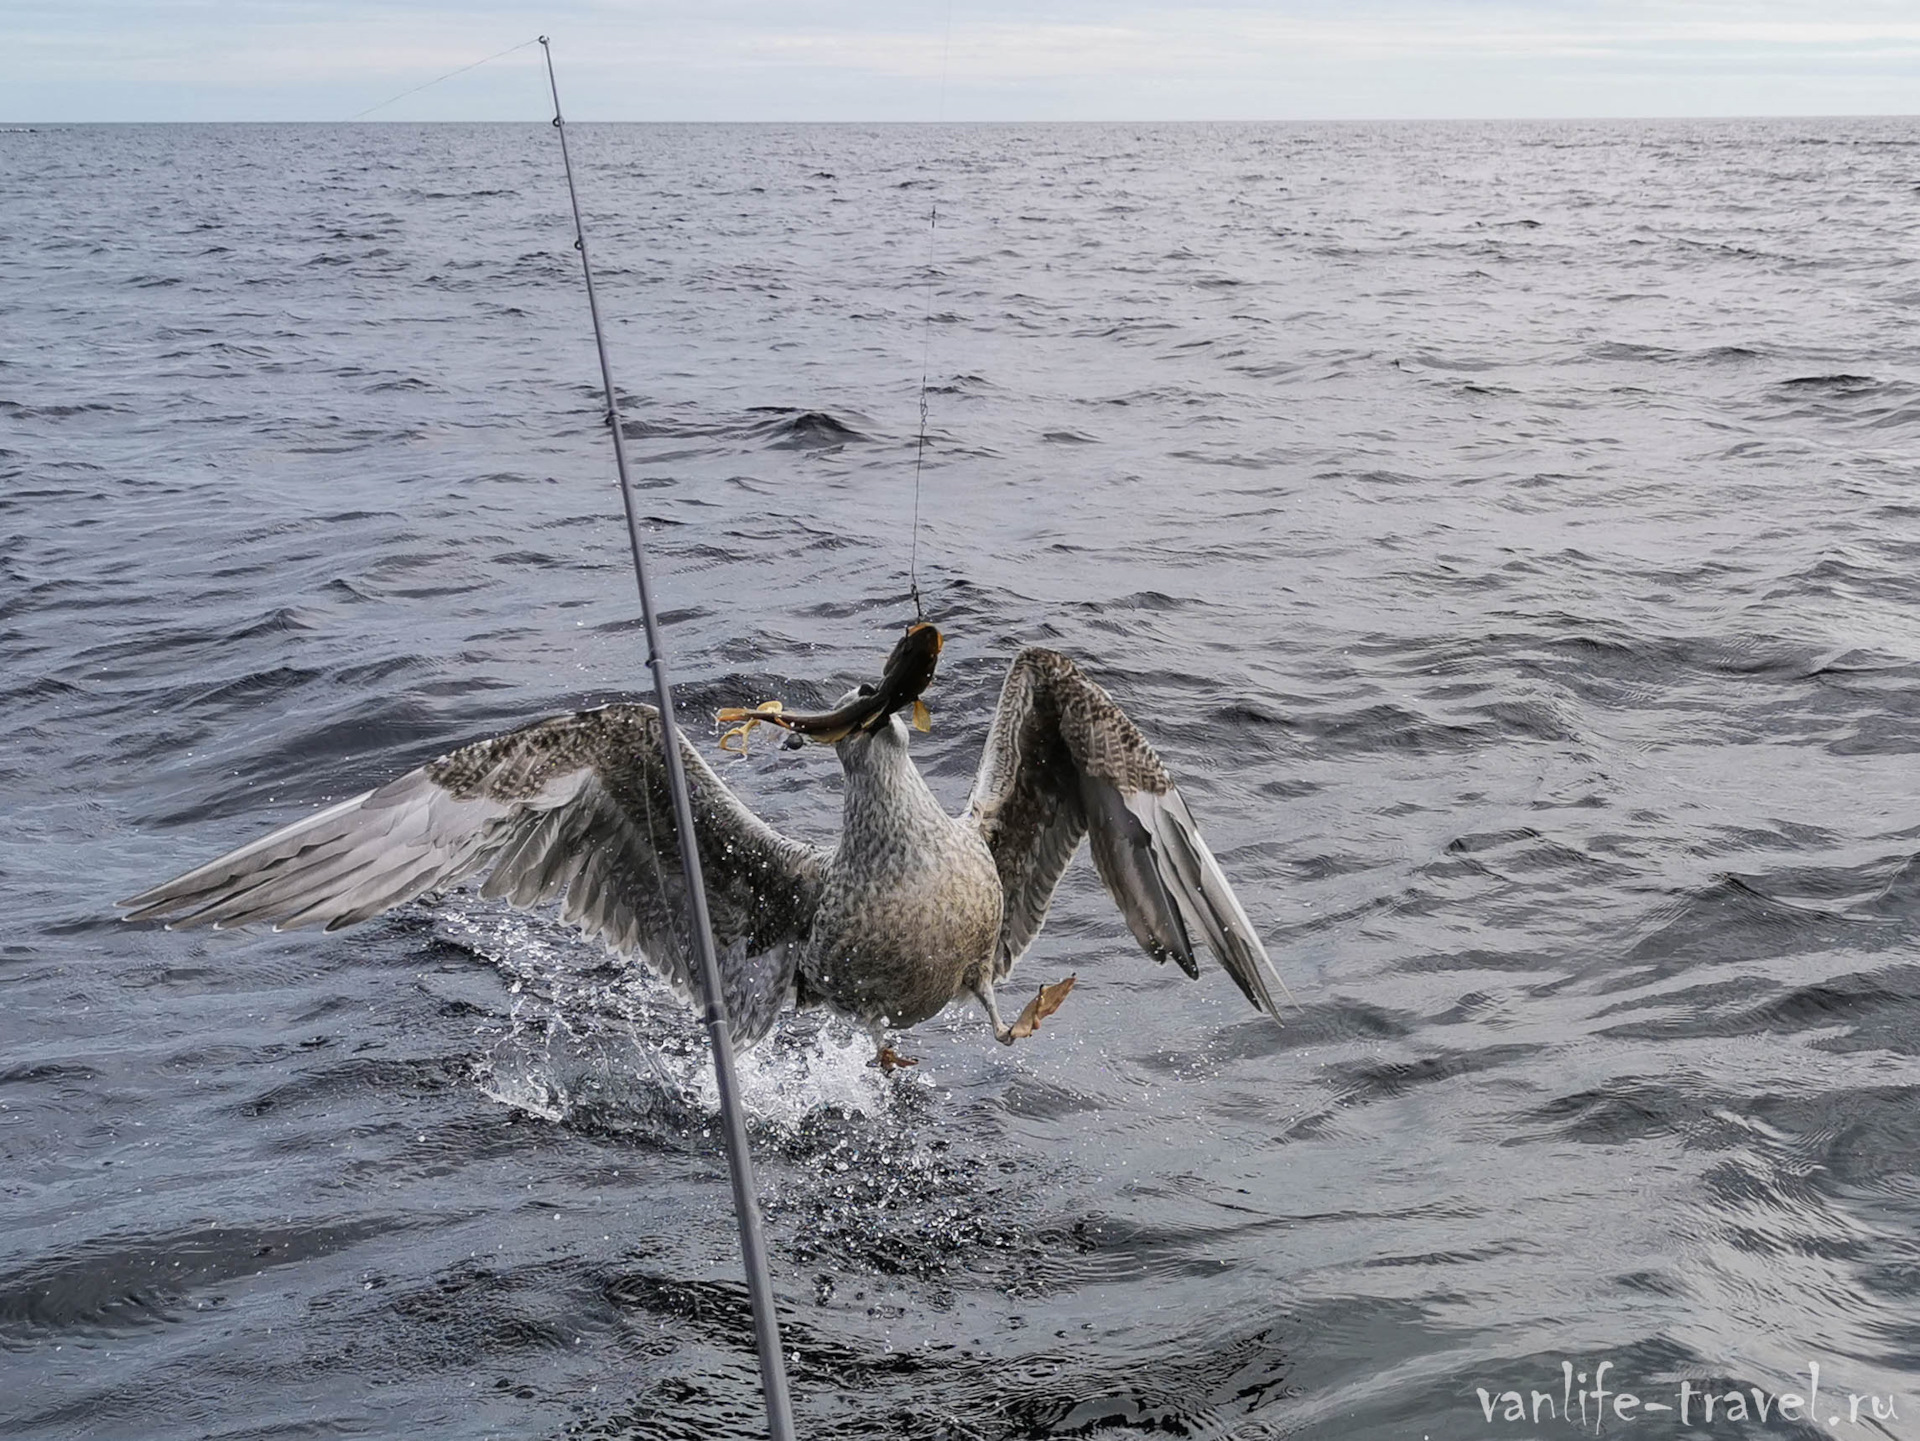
[
  {"left": 966, "top": 648, "right": 1290, "bottom": 1021},
  {"left": 119, "top": 705, "right": 826, "bottom": 1044}
]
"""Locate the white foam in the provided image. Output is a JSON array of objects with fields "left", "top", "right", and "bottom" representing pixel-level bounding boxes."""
[{"left": 432, "top": 898, "right": 902, "bottom": 1135}]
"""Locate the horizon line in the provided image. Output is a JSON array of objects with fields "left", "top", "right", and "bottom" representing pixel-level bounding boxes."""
[{"left": 4, "top": 112, "right": 1916, "bottom": 127}]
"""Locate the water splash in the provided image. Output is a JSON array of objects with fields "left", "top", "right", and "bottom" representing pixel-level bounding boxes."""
[{"left": 433, "top": 898, "right": 912, "bottom": 1139}]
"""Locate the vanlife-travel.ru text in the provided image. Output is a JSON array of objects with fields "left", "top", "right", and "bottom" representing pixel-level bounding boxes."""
[{"left": 1474, "top": 1362, "right": 1899, "bottom": 1430}]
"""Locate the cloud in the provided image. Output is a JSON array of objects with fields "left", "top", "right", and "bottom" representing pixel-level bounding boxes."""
[{"left": 4, "top": 0, "right": 1919, "bottom": 120}]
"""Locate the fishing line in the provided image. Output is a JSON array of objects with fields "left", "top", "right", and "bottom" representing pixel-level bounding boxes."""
[
  {"left": 537, "top": 38, "right": 798, "bottom": 1441},
  {"left": 348, "top": 37, "right": 542, "bottom": 121},
  {"left": 907, "top": 0, "right": 956, "bottom": 624}
]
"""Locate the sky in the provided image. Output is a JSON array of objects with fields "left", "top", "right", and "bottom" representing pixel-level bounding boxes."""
[{"left": 6, "top": 0, "right": 1918, "bottom": 122}]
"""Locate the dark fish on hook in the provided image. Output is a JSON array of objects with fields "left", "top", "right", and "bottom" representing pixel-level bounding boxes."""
[
  {"left": 119, "top": 626, "right": 1292, "bottom": 1072},
  {"left": 718, "top": 622, "right": 942, "bottom": 752}
]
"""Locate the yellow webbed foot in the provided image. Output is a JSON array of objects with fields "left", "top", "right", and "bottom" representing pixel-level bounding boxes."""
[
  {"left": 1006, "top": 975, "right": 1076, "bottom": 1040},
  {"left": 872, "top": 1044, "right": 919, "bottom": 1075}
]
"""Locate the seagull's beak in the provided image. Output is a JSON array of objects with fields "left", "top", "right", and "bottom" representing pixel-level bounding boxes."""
[{"left": 719, "top": 623, "right": 943, "bottom": 748}]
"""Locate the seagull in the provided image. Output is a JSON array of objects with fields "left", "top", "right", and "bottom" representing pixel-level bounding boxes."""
[{"left": 120, "top": 625, "right": 1291, "bottom": 1070}]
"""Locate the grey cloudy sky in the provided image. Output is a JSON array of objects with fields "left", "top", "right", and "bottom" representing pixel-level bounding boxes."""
[{"left": 8, "top": 0, "right": 1919, "bottom": 122}]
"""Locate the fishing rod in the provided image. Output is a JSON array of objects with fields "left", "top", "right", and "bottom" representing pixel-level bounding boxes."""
[{"left": 537, "top": 37, "right": 798, "bottom": 1441}]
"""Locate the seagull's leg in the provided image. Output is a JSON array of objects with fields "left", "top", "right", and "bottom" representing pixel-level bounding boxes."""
[
  {"left": 969, "top": 973, "right": 1017, "bottom": 1045},
  {"left": 867, "top": 1020, "right": 918, "bottom": 1074},
  {"left": 974, "top": 972, "right": 1077, "bottom": 1046}
]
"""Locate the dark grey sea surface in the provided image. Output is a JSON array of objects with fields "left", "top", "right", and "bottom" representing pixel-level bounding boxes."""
[{"left": 5, "top": 117, "right": 1920, "bottom": 1439}]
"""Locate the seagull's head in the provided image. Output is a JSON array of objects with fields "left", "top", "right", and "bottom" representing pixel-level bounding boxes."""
[
  {"left": 821, "top": 679, "right": 911, "bottom": 756},
  {"left": 716, "top": 623, "right": 942, "bottom": 756}
]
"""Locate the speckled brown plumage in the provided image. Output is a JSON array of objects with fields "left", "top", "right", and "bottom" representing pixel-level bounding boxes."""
[{"left": 121, "top": 645, "right": 1290, "bottom": 1055}]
